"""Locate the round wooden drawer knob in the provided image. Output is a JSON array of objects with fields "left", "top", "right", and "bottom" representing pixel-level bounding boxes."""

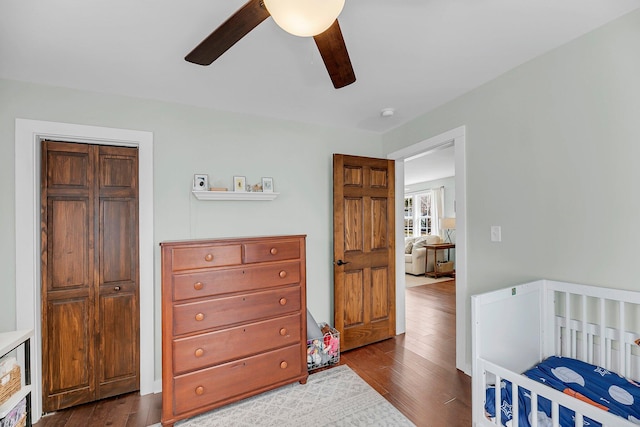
[
  {"left": 279, "top": 297, "right": 287, "bottom": 306},
  {"left": 193, "top": 282, "right": 204, "bottom": 291},
  {"left": 204, "top": 253, "right": 214, "bottom": 262},
  {"left": 270, "top": 247, "right": 278, "bottom": 255},
  {"left": 194, "top": 348, "right": 204, "bottom": 357},
  {"left": 279, "top": 328, "right": 287, "bottom": 336},
  {"left": 195, "top": 312, "right": 205, "bottom": 321},
  {"left": 280, "top": 361, "right": 288, "bottom": 369},
  {"left": 279, "top": 270, "right": 287, "bottom": 278},
  {"left": 195, "top": 386, "right": 204, "bottom": 396}
]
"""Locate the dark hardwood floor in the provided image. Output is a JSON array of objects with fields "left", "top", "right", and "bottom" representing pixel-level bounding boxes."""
[
  {"left": 341, "top": 279, "right": 471, "bottom": 426},
  {"left": 35, "top": 278, "right": 470, "bottom": 427},
  {"left": 34, "top": 390, "right": 162, "bottom": 427}
]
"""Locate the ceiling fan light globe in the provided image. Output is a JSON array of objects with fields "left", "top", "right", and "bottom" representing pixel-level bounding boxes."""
[{"left": 263, "top": 0, "right": 345, "bottom": 37}]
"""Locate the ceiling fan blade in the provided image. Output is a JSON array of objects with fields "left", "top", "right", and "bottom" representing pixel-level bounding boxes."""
[
  {"left": 313, "top": 20, "right": 356, "bottom": 89},
  {"left": 185, "top": 0, "right": 271, "bottom": 66}
]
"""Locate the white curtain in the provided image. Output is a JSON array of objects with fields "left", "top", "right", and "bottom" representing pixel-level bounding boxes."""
[{"left": 431, "top": 186, "right": 445, "bottom": 238}]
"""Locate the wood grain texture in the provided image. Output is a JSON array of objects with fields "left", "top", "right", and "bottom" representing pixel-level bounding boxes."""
[
  {"left": 341, "top": 280, "right": 471, "bottom": 426},
  {"left": 34, "top": 391, "right": 162, "bottom": 427},
  {"left": 334, "top": 154, "right": 395, "bottom": 351},
  {"left": 185, "top": 0, "right": 270, "bottom": 66},
  {"left": 160, "top": 235, "right": 308, "bottom": 426},
  {"left": 313, "top": 20, "right": 356, "bottom": 88},
  {"left": 96, "top": 145, "right": 140, "bottom": 401},
  {"left": 34, "top": 279, "right": 469, "bottom": 427},
  {"left": 41, "top": 141, "right": 140, "bottom": 412}
]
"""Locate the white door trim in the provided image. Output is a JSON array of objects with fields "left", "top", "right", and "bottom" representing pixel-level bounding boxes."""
[
  {"left": 387, "top": 125, "right": 469, "bottom": 375},
  {"left": 15, "top": 119, "right": 155, "bottom": 422}
]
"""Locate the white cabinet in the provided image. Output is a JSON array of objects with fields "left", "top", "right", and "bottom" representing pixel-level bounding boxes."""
[{"left": 0, "top": 330, "right": 32, "bottom": 426}]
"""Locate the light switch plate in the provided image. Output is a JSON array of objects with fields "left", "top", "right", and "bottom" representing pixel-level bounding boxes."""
[{"left": 491, "top": 226, "right": 502, "bottom": 242}]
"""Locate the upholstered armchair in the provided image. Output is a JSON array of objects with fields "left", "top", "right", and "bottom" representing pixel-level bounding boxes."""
[{"left": 404, "top": 235, "right": 445, "bottom": 275}]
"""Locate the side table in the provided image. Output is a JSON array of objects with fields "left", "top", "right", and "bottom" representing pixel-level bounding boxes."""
[{"left": 425, "top": 243, "right": 455, "bottom": 278}]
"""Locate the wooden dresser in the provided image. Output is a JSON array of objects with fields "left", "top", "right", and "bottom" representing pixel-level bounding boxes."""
[{"left": 160, "top": 235, "right": 308, "bottom": 426}]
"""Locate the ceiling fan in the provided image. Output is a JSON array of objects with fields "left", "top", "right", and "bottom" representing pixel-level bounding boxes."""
[{"left": 184, "top": 0, "right": 356, "bottom": 89}]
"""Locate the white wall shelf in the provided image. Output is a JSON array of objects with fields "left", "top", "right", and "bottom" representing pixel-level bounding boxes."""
[{"left": 192, "top": 191, "right": 279, "bottom": 201}]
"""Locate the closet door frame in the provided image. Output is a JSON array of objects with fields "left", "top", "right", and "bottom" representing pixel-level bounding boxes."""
[{"left": 15, "top": 119, "right": 154, "bottom": 424}]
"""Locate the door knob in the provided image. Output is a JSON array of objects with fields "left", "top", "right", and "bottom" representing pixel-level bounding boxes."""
[{"left": 336, "top": 259, "right": 350, "bottom": 266}]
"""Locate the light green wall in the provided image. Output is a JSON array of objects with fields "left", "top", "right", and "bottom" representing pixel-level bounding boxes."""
[
  {"left": 383, "top": 9, "right": 640, "bottom": 365},
  {"left": 0, "top": 79, "right": 382, "bottom": 378},
  {"left": 2, "top": 7, "right": 639, "bottom": 382}
]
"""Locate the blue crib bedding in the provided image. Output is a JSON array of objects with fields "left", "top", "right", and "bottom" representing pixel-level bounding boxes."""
[{"left": 485, "top": 356, "right": 640, "bottom": 426}]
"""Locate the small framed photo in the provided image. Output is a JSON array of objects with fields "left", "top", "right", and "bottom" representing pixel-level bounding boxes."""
[
  {"left": 193, "top": 174, "right": 209, "bottom": 191},
  {"left": 233, "top": 176, "right": 246, "bottom": 192},
  {"left": 261, "top": 177, "right": 274, "bottom": 193}
]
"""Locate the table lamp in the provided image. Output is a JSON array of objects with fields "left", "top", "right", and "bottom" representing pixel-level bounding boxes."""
[{"left": 441, "top": 217, "right": 456, "bottom": 243}]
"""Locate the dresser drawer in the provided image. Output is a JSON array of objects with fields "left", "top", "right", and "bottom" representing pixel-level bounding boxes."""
[
  {"left": 172, "top": 261, "right": 301, "bottom": 301},
  {"left": 243, "top": 240, "right": 300, "bottom": 264},
  {"left": 171, "top": 244, "right": 242, "bottom": 271},
  {"left": 172, "top": 314, "right": 301, "bottom": 374},
  {"left": 173, "top": 344, "right": 302, "bottom": 415},
  {"left": 173, "top": 285, "right": 301, "bottom": 335}
]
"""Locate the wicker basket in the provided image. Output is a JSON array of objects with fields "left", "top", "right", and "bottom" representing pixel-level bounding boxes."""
[
  {"left": 436, "top": 261, "right": 454, "bottom": 273},
  {"left": 0, "top": 366, "right": 20, "bottom": 406}
]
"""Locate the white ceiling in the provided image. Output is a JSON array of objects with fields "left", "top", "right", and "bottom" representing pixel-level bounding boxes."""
[
  {"left": 1, "top": 1, "right": 638, "bottom": 133},
  {"left": 404, "top": 145, "right": 455, "bottom": 185}
]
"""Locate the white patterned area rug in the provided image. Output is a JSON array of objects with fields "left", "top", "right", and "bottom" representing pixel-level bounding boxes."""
[{"left": 173, "top": 365, "right": 415, "bottom": 427}]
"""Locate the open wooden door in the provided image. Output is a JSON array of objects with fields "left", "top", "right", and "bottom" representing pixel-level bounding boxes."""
[{"left": 333, "top": 154, "right": 395, "bottom": 351}]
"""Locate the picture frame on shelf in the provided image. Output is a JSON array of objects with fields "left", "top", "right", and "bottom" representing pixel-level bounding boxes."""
[
  {"left": 233, "top": 176, "right": 246, "bottom": 192},
  {"left": 193, "top": 174, "right": 209, "bottom": 191},
  {"left": 261, "top": 177, "right": 274, "bottom": 193}
]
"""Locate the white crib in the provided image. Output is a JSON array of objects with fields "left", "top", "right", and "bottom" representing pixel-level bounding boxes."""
[{"left": 472, "top": 279, "right": 640, "bottom": 427}]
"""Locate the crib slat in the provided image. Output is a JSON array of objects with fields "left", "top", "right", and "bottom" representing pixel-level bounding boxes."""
[
  {"left": 495, "top": 375, "right": 501, "bottom": 426},
  {"left": 581, "top": 294, "right": 587, "bottom": 360},
  {"left": 626, "top": 342, "right": 631, "bottom": 379},
  {"left": 618, "top": 300, "right": 626, "bottom": 376},
  {"left": 551, "top": 400, "right": 559, "bottom": 427},
  {"left": 512, "top": 383, "right": 519, "bottom": 427},
  {"left": 564, "top": 292, "right": 571, "bottom": 356},
  {"left": 599, "top": 297, "right": 606, "bottom": 366},
  {"left": 531, "top": 392, "right": 538, "bottom": 427},
  {"left": 575, "top": 412, "right": 583, "bottom": 426}
]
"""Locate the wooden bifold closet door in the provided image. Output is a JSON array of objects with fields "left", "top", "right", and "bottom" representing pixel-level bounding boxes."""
[{"left": 40, "top": 140, "right": 140, "bottom": 412}]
